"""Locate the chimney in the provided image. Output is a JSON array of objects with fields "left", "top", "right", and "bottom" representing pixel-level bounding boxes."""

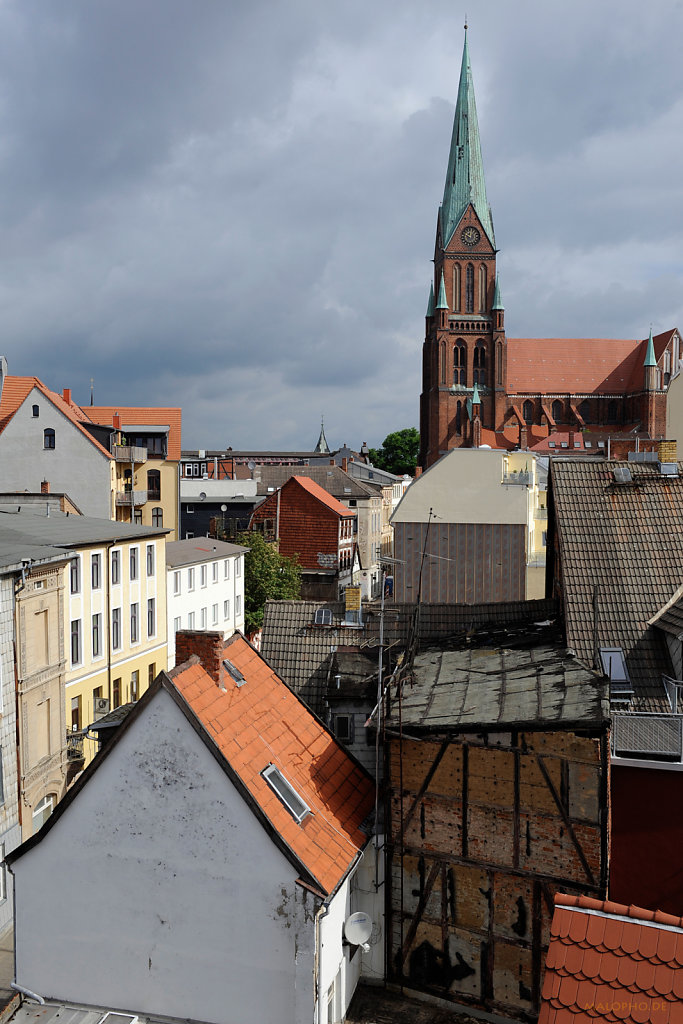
[
  {"left": 175, "top": 631, "right": 225, "bottom": 684},
  {"left": 342, "top": 457, "right": 348, "bottom": 472},
  {"left": 113, "top": 414, "right": 121, "bottom": 431},
  {"left": 414, "top": 466, "right": 422, "bottom": 478},
  {"left": 330, "top": 458, "right": 335, "bottom": 466},
  {"left": 658, "top": 439, "right": 677, "bottom": 463},
  {"left": 41, "top": 480, "right": 50, "bottom": 494},
  {"left": 519, "top": 424, "right": 528, "bottom": 449},
  {"left": 62, "top": 388, "right": 71, "bottom": 405}
]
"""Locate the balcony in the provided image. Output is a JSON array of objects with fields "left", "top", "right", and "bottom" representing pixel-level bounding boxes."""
[
  {"left": 611, "top": 713, "right": 683, "bottom": 762},
  {"left": 116, "top": 489, "right": 148, "bottom": 507},
  {"left": 66, "top": 730, "right": 85, "bottom": 762},
  {"left": 501, "top": 470, "right": 530, "bottom": 486},
  {"left": 114, "top": 444, "right": 147, "bottom": 463},
  {"left": 535, "top": 507, "right": 548, "bottom": 521}
]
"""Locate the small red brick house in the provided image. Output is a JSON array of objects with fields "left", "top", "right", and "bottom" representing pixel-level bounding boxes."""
[{"left": 249, "top": 474, "right": 355, "bottom": 600}]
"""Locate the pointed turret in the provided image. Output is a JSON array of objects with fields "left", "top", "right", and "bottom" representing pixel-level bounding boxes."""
[
  {"left": 472, "top": 383, "right": 481, "bottom": 406},
  {"left": 426, "top": 281, "right": 435, "bottom": 317},
  {"left": 440, "top": 28, "right": 495, "bottom": 249},
  {"left": 644, "top": 328, "right": 656, "bottom": 367},
  {"left": 492, "top": 275, "right": 503, "bottom": 310},
  {"left": 436, "top": 273, "right": 448, "bottom": 309},
  {"left": 314, "top": 419, "right": 330, "bottom": 454}
]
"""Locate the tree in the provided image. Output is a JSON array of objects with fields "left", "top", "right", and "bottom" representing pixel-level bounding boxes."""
[
  {"left": 237, "top": 532, "right": 302, "bottom": 634},
  {"left": 369, "top": 427, "right": 420, "bottom": 477}
]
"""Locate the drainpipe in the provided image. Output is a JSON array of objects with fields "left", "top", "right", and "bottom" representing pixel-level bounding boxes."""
[
  {"left": 314, "top": 900, "right": 331, "bottom": 1024},
  {"left": 10, "top": 982, "right": 44, "bottom": 1005},
  {"left": 276, "top": 488, "right": 281, "bottom": 545}
]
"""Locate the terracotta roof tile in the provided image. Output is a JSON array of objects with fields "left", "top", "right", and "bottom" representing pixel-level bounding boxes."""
[
  {"left": 0, "top": 376, "right": 112, "bottom": 458},
  {"left": 170, "top": 633, "right": 374, "bottom": 895},
  {"left": 87, "top": 405, "right": 182, "bottom": 460},
  {"left": 541, "top": 894, "right": 683, "bottom": 1024}
]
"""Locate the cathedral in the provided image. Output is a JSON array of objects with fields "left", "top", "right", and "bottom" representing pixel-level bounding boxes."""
[{"left": 419, "top": 29, "right": 680, "bottom": 468}]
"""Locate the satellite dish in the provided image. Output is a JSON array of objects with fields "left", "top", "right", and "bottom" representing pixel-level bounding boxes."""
[
  {"left": 221, "top": 504, "right": 227, "bottom": 512},
  {"left": 199, "top": 491, "right": 207, "bottom": 501},
  {"left": 344, "top": 912, "right": 373, "bottom": 948}
]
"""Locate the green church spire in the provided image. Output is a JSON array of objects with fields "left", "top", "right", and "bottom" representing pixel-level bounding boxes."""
[
  {"left": 644, "top": 327, "right": 656, "bottom": 367},
  {"left": 436, "top": 272, "right": 448, "bottom": 309},
  {"left": 440, "top": 27, "right": 495, "bottom": 249},
  {"left": 492, "top": 274, "right": 503, "bottom": 310},
  {"left": 472, "top": 382, "right": 481, "bottom": 406},
  {"left": 426, "top": 281, "right": 435, "bottom": 316}
]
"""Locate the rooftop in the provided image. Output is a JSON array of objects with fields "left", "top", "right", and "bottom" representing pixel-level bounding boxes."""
[
  {"left": 255, "top": 465, "right": 377, "bottom": 499},
  {"left": 166, "top": 537, "right": 247, "bottom": 567},
  {"left": 87, "top": 405, "right": 182, "bottom": 460}
]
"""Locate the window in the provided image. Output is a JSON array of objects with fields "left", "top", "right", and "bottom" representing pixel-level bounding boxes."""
[
  {"left": 607, "top": 400, "right": 618, "bottom": 423},
  {"left": 43, "top": 428, "right": 55, "bottom": 449},
  {"left": 112, "top": 608, "right": 121, "bottom": 650},
  {"left": 146, "top": 543, "right": 155, "bottom": 576},
  {"left": 473, "top": 340, "right": 486, "bottom": 386},
  {"left": 262, "top": 765, "right": 310, "bottom": 823},
  {"left": 92, "top": 613, "right": 102, "bottom": 658},
  {"left": 440, "top": 342, "right": 446, "bottom": 384},
  {"left": 32, "top": 795, "right": 55, "bottom": 835},
  {"left": 113, "top": 678, "right": 121, "bottom": 709},
  {"left": 496, "top": 341, "right": 503, "bottom": 386},
  {"left": 134, "top": 510, "right": 143, "bottom": 525},
  {"left": 465, "top": 263, "right": 474, "bottom": 313},
  {"left": 130, "top": 603, "right": 139, "bottom": 643},
  {"left": 201, "top": 564, "right": 207, "bottom": 588},
  {"left": 70, "top": 619, "right": 81, "bottom": 666},
  {"left": 188, "top": 567, "right": 195, "bottom": 591},
  {"left": 70, "top": 557, "right": 81, "bottom": 595},
  {"left": 332, "top": 713, "right": 354, "bottom": 744},
  {"left": 152, "top": 507, "right": 163, "bottom": 527},
  {"left": 314, "top": 608, "right": 333, "bottom": 625},
  {"left": 212, "top": 603, "right": 219, "bottom": 625},
  {"left": 455, "top": 400, "right": 462, "bottom": 436},
  {"left": 147, "top": 598, "right": 156, "bottom": 637},
  {"left": 111, "top": 549, "right": 120, "bottom": 585},
  {"left": 478, "top": 264, "right": 487, "bottom": 313},
  {"left": 147, "top": 469, "right": 161, "bottom": 501},
  {"left": 236, "top": 595, "right": 242, "bottom": 616},
  {"left": 223, "top": 600, "right": 230, "bottom": 620},
  {"left": 188, "top": 612, "right": 195, "bottom": 629},
  {"left": 552, "top": 399, "right": 563, "bottom": 423},
  {"left": 130, "top": 670, "right": 139, "bottom": 702},
  {"left": 224, "top": 559, "right": 231, "bottom": 580},
  {"left": 212, "top": 561, "right": 219, "bottom": 583},
  {"left": 91, "top": 553, "right": 101, "bottom": 590},
  {"left": 453, "top": 264, "right": 461, "bottom": 312},
  {"left": 235, "top": 559, "right": 241, "bottom": 578},
  {"left": 148, "top": 663, "right": 156, "bottom": 687},
  {"left": 200, "top": 607, "right": 207, "bottom": 629},
  {"left": 523, "top": 399, "right": 534, "bottom": 424},
  {"left": 173, "top": 570, "right": 181, "bottom": 595},
  {"left": 173, "top": 616, "right": 181, "bottom": 634},
  {"left": 579, "top": 399, "right": 591, "bottom": 423},
  {"left": 71, "top": 695, "right": 81, "bottom": 732},
  {"left": 130, "top": 547, "right": 139, "bottom": 581},
  {"left": 32, "top": 405, "right": 39, "bottom": 418},
  {"left": 454, "top": 342, "right": 466, "bottom": 386}
]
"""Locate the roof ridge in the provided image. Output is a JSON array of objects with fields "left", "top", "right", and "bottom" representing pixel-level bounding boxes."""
[{"left": 555, "top": 893, "right": 683, "bottom": 931}]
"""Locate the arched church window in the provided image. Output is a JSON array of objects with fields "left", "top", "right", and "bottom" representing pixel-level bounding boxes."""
[
  {"left": 453, "top": 265, "right": 461, "bottom": 313},
  {"left": 466, "top": 264, "right": 474, "bottom": 313},
  {"left": 496, "top": 342, "right": 503, "bottom": 386},
  {"left": 523, "top": 400, "right": 534, "bottom": 424},
  {"left": 473, "top": 341, "right": 486, "bottom": 386},
  {"left": 607, "top": 400, "right": 618, "bottom": 423},
  {"left": 478, "top": 264, "right": 487, "bottom": 313},
  {"left": 454, "top": 342, "right": 466, "bottom": 386},
  {"left": 579, "top": 400, "right": 591, "bottom": 423},
  {"left": 552, "top": 399, "right": 563, "bottom": 423},
  {"left": 456, "top": 401, "right": 462, "bottom": 436},
  {"left": 440, "top": 342, "right": 446, "bottom": 384}
]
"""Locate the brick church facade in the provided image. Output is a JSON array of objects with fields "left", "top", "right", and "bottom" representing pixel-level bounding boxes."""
[{"left": 419, "top": 30, "right": 680, "bottom": 468}]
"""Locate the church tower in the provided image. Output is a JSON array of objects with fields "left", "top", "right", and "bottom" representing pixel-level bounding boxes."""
[{"left": 419, "top": 28, "right": 505, "bottom": 468}]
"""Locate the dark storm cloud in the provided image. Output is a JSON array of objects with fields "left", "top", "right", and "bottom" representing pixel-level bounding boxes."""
[{"left": 0, "top": 0, "right": 681, "bottom": 449}]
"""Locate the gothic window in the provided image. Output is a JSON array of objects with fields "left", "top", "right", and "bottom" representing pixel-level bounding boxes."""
[
  {"left": 496, "top": 342, "right": 503, "bottom": 386},
  {"left": 440, "top": 342, "right": 446, "bottom": 384},
  {"left": 466, "top": 264, "right": 474, "bottom": 313},
  {"left": 453, "top": 265, "right": 461, "bottom": 312},
  {"left": 478, "top": 264, "right": 487, "bottom": 313},
  {"left": 456, "top": 401, "right": 462, "bottom": 436},
  {"left": 579, "top": 400, "right": 591, "bottom": 423},
  {"left": 473, "top": 341, "right": 486, "bottom": 386},
  {"left": 523, "top": 400, "right": 534, "bottom": 424},
  {"left": 607, "top": 400, "right": 618, "bottom": 423},
  {"left": 552, "top": 399, "right": 563, "bottom": 423},
  {"left": 454, "top": 342, "right": 466, "bottom": 385}
]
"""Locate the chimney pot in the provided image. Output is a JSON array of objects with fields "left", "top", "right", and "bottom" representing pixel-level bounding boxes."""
[{"left": 62, "top": 388, "right": 71, "bottom": 405}]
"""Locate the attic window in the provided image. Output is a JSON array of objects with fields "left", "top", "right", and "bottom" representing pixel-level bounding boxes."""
[
  {"left": 32, "top": 404, "right": 39, "bottom": 418},
  {"left": 598, "top": 441, "right": 606, "bottom": 448},
  {"left": 223, "top": 658, "right": 247, "bottom": 687},
  {"left": 584, "top": 442, "right": 592, "bottom": 448},
  {"left": 560, "top": 442, "right": 568, "bottom": 448},
  {"left": 314, "top": 608, "right": 332, "bottom": 625},
  {"left": 573, "top": 441, "right": 581, "bottom": 448},
  {"left": 600, "top": 646, "right": 634, "bottom": 702},
  {"left": 548, "top": 442, "right": 556, "bottom": 448},
  {"left": 612, "top": 466, "right": 632, "bottom": 484},
  {"left": 262, "top": 765, "right": 310, "bottom": 823},
  {"left": 344, "top": 487, "right": 352, "bottom": 493}
]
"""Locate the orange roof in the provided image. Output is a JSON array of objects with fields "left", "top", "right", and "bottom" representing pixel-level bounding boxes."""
[
  {"left": 171, "top": 634, "right": 374, "bottom": 895},
  {"left": 86, "top": 405, "right": 182, "bottom": 461},
  {"left": 540, "top": 893, "right": 683, "bottom": 1024},
  {"left": 0, "top": 376, "right": 112, "bottom": 458},
  {"left": 290, "top": 475, "right": 355, "bottom": 517}
]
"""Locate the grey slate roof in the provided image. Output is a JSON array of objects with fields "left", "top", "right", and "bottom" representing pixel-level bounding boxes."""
[
  {"left": 550, "top": 458, "right": 683, "bottom": 711},
  {"left": 261, "top": 597, "right": 559, "bottom": 714},
  {"left": 255, "top": 466, "right": 377, "bottom": 499},
  {"left": 166, "top": 537, "right": 247, "bottom": 567},
  {"left": 397, "top": 633, "right": 609, "bottom": 732}
]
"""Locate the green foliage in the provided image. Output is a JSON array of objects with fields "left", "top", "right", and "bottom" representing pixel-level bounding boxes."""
[
  {"left": 237, "top": 531, "right": 302, "bottom": 634},
  {"left": 369, "top": 427, "right": 420, "bottom": 477}
]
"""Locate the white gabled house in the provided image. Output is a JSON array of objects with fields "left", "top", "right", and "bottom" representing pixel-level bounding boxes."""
[{"left": 8, "top": 632, "right": 383, "bottom": 1024}]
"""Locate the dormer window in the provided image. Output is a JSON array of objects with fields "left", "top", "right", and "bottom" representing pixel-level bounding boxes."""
[
  {"left": 262, "top": 765, "right": 310, "bottom": 823},
  {"left": 314, "top": 608, "right": 332, "bottom": 625}
]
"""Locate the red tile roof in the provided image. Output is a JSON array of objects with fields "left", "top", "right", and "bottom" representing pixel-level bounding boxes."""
[
  {"left": 171, "top": 634, "right": 374, "bottom": 895},
  {"left": 87, "top": 405, "right": 182, "bottom": 461},
  {"left": 540, "top": 893, "right": 683, "bottom": 1024},
  {"left": 0, "top": 376, "right": 112, "bottom": 457},
  {"left": 507, "top": 331, "right": 676, "bottom": 395},
  {"left": 290, "top": 475, "right": 356, "bottom": 517}
]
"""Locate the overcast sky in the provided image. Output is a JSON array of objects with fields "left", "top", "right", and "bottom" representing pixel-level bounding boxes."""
[{"left": 0, "top": 0, "right": 682, "bottom": 451}]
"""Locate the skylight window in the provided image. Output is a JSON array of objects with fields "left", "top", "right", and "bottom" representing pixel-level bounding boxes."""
[
  {"left": 314, "top": 608, "right": 332, "bottom": 625},
  {"left": 612, "top": 466, "right": 632, "bottom": 484},
  {"left": 600, "top": 646, "right": 634, "bottom": 703},
  {"left": 223, "top": 658, "right": 246, "bottom": 687},
  {"left": 262, "top": 765, "right": 310, "bottom": 823}
]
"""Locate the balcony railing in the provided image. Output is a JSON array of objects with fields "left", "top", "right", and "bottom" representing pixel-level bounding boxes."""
[
  {"left": 535, "top": 507, "right": 548, "bottom": 521},
  {"left": 114, "top": 445, "right": 147, "bottom": 463},
  {"left": 116, "top": 490, "right": 148, "bottom": 507},
  {"left": 611, "top": 713, "right": 683, "bottom": 761},
  {"left": 66, "top": 731, "right": 85, "bottom": 762},
  {"left": 502, "top": 471, "right": 530, "bottom": 486}
]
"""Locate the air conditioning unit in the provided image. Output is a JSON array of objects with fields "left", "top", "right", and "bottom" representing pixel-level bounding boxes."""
[{"left": 94, "top": 697, "right": 110, "bottom": 718}]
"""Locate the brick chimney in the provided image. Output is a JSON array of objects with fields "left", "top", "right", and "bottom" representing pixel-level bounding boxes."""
[
  {"left": 113, "top": 413, "right": 121, "bottom": 431},
  {"left": 41, "top": 480, "right": 50, "bottom": 494},
  {"left": 342, "top": 457, "right": 348, "bottom": 472},
  {"left": 519, "top": 424, "right": 528, "bottom": 449},
  {"left": 175, "top": 631, "right": 225, "bottom": 683},
  {"left": 414, "top": 466, "right": 422, "bottom": 478},
  {"left": 62, "top": 388, "right": 71, "bottom": 405},
  {"left": 658, "top": 439, "right": 677, "bottom": 462}
]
